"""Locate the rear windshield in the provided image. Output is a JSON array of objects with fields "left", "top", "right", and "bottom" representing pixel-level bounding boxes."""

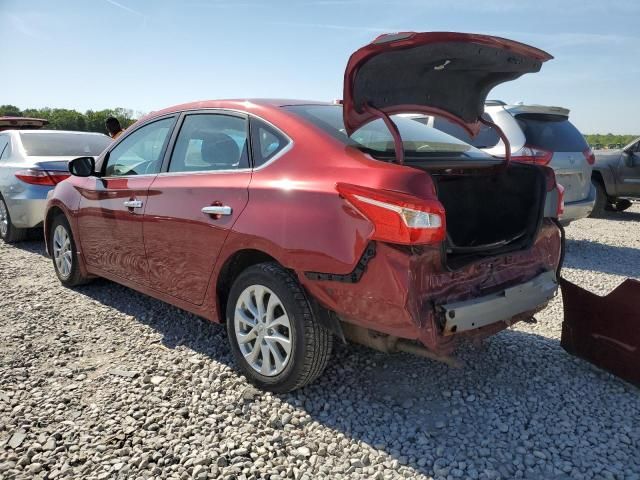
[
  {"left": 283, "top": 105, "right": 491, "bottom": 160},
  {"left": 20, "top": 132, "right": 111, "bottom": 157},
  {"left": 431, "top": 116, "right": 501, "bottom": 149},
  {"left": 516, "top": 114, "right": 588, "bottom": 152}
]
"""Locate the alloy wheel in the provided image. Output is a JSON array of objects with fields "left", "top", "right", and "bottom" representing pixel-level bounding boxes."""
[
  {"left": 234, "top": 285, "right": 292, "bottom": 377},
  {"left": 0, "top": 199, "right": 8, "bottom": 237},
  {"left": 53, "top": 225, "right": 72, "bottom": 279}
]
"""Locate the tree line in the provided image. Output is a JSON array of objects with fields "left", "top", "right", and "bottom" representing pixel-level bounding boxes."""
[
  {"left": 0, "top": 105, "right": 138, "bottom": 135},
  {"left": 584, "top": 134, "right": 638, "bottom": 148}
]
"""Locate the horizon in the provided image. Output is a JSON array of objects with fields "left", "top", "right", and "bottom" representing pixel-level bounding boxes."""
[{"left": 2, "top": 0, "right": 639, "bottom": 135}]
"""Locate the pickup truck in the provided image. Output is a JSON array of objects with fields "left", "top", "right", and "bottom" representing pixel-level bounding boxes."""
[{"left": 590, "top": 137, "right": 640, "bottom": 216}]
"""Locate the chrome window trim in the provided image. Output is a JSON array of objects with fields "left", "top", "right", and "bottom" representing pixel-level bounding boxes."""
[
  {"left": 156, "top": 168, "right": 252, "bottom": 177},
  {"left": 161, "top": 108, "right": 294, "bottom": 174},
  {"left": 99, "top": 173, "right": 161, "bottom": 180},
  {"left": 96, "top": 108, "right": 293, "bottom": 179}
]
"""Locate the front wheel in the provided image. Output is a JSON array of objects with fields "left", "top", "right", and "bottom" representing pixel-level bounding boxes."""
[
  {"left": 226, "top": 262, "right": 333, "bottom": 393},
  {"left": 50, "top": 215, "right": 91, "bottom": 287}
]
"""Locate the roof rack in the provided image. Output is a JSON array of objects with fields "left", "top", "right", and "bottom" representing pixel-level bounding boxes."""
[{"left": 485, "top": 99, "right": 506, "bottom": 106}]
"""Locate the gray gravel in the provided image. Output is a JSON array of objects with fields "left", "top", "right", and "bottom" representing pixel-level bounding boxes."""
[{"left": 1, "top": 206, "right": 639, "bottom": 480}]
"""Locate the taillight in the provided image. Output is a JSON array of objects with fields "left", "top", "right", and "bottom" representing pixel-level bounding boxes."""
[
  {"left": 511, "top": 144, "right": 553, "bottom": 165},
  {"left": 15, "top": 169, "right": 70, "bottom": 186},
  {"left": 336, "top": 183, "right": 446, "bottom": 245},
  {"left": 583, "top": 147, "right": 595, "bottom": 165}
]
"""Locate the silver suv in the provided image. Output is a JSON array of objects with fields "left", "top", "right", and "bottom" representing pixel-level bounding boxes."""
[{"left": 411, "top": 102, "right": 596, "bottom": 224}]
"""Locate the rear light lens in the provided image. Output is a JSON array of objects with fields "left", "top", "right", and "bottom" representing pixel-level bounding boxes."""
[
  {"left": 336, "top": 183, "right": 446, "bottom": 245},
  {"left": 511, "top": 144, "right": 553, "bottom": 165},
  {"left": 583, "top": 147, "right": 595, "bottom": 165},
  {"left": 15, "top": 169, "right": 70, "bottom": 186}
]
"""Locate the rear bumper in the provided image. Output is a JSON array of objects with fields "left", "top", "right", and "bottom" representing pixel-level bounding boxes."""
[
  {"left": 560, "top": 183, "right": 596, "bottom": 223},
  {"left": 3, "top": 186, "right": 50, "bottom": 228},
  {"left": 302, "top": 220, "right": 563, "bottom": 353},
  {"left": 441, "top": 271, "right": 557, "bottom": 335}
]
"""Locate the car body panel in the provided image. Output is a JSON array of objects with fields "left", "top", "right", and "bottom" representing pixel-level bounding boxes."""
[
  {"left": 593, "top": 139, "right": 640, "bottom": 198},
  {"left": 144, "top": 171, "right": 252, "bottom": 305},
  {"left": 0, "top": 116, "right": 48, "bottom": 132},
  {"left": 343, "top": 32, "right": 552, "bottom": 135},
  {"left": 560, "top": 277, "right": 640, "bottom": 388},
  {"left": 0, "top": 130, "right": 109, "bottom": 229},
  {"left": 301, "top": 220, "right": 561, "bottom": 353},
  {"left": 76, "top": 176, "right": 156, "bottom": 284},
  {"left": 46, "top": 96, "right": 563, "bottom": 355}
]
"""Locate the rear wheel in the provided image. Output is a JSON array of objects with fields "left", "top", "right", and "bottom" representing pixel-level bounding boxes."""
[
  {"left": 50, "top": 215, "right": 90, "bottom": 287},
  {"left": 0, "top": 196, "right": 27, "bottom": 244},
  {"left": 615, "top": 199, "right": 632, "bottom": 212},
  {"left": 589, "top": 181, "right": 612, "bottom": 218},
  {"left": 226, "top": 262, "right": 333, "bottom": 392}
]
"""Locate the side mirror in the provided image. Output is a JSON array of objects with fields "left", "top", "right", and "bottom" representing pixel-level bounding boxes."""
[{"left": 68, "top": 156, "right": 96, "bottom": 177}]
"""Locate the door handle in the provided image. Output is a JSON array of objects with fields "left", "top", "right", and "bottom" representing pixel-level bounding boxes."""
[
  {"left": 202, "top": 205, "right": 232, "bottom": 216},
  {"left": 123, "top": 200, "right": 143, "bottom": 208}
]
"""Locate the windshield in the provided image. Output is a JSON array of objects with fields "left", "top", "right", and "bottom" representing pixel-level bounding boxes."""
[
  {"left": 20, "top": 132, "right": 111, "bottom": 157},
  {"left": 283, "top": 104, "right": 491, "bottom": 160}
]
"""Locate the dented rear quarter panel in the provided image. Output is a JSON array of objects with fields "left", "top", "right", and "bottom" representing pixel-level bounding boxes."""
[{"left": 301, "top": 220, "right": 561, "bottom": 351}]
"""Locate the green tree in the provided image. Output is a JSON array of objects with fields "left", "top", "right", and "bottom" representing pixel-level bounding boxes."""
[{"left": 0, "top": 105, "right": 23, "bottom": 117}]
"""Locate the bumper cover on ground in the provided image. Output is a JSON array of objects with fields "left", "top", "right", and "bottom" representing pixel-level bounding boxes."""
[{"left": 560, "top": 277, "right": 640, "bottom": 387}]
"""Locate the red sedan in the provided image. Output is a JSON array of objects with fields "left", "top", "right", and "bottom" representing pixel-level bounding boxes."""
[{"left": 45, "top": 32, "right": 564, "bottom": 392}]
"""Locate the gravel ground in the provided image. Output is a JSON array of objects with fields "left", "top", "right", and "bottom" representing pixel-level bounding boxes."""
[{"left": 1, "top": 206, "right": 639, "bottom": 480}]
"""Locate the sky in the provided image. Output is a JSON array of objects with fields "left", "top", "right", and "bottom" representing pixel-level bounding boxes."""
[{"left": 1, "top": 0, "right": 639, "bottom": 134}]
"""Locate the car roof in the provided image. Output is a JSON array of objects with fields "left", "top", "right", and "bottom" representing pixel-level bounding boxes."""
[{"left": 143, "top": 98, "right": 334, "bottom": 120}]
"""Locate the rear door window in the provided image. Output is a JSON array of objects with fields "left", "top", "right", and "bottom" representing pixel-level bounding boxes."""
[
  {"left": 168, "top": 114, "right": 249, "bottom": 173},
  {"left": 516, "top": 114, "right": 588, "bottom": 152}
]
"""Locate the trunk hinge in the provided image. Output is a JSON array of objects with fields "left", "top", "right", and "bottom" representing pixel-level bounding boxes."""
[
  {"left": 363, "top": 103, "right": 404, "bottom": 165},
  {"left": 479, "top": 115, "right": 511, "bottom": 167}
]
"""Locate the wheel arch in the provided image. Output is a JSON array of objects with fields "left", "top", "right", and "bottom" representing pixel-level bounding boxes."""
[
  {"left": 216, "top": 248, "right": 281, "bottom": 323},
  {"left": 44, "top": 205, "right": 68, "bottom": 254},
  {"left": 592, "top": 167, "right": 616, "bottom": 197}
]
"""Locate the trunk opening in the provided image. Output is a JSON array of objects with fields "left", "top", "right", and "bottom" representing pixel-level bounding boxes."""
[{"left": 430, "top": 163, "right": 546, "bottom": 269}]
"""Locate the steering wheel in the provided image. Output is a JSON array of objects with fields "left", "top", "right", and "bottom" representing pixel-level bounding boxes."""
[
  {"left": 416, "top": 144, "right": 436, "bottom": 152},
  {"left": 143, "top": 160, "right": 160, "bottom": 174}
]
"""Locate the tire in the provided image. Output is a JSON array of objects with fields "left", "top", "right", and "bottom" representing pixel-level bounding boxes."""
[
  {"left": 0, "top": 196, "right": 27, "bottom": 244},
  {"left": 589, "top": 181, "right": 611, "bottom": 218},
  {"left": 615, "top": 199, "right": 632, "bottom": 212},
  {"left": 226, "top": 262, "right": 333, "bottom": 393},
  {"left": 50, "top": 214, "right": 91, "bottom": 287}
]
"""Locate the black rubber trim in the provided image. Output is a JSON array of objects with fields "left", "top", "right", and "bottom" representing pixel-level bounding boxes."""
[
  {"left": 552, "top": 217, "right": 566, "bottom": 279},
  {"left": 304, "top": 242, "right": 376, "bottom": 283}
]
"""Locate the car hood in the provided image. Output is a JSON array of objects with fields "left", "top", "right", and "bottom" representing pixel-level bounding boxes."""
[{"left": 342, "top": 31, "right": 553, "bottom": 136}]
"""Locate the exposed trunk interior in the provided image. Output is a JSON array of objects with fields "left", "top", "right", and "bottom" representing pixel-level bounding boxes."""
[{"left": 431, "top": 163, "right": 546, "bottom": 269}]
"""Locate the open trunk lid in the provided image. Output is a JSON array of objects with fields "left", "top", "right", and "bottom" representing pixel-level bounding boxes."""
[{"left": 343, "top": 31, "right": 552, "bottom": 137}]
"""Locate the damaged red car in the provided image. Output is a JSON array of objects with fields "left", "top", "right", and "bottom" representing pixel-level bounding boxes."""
[{"left": 45, "top": 32, "right": 565, "bottom": 392}]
